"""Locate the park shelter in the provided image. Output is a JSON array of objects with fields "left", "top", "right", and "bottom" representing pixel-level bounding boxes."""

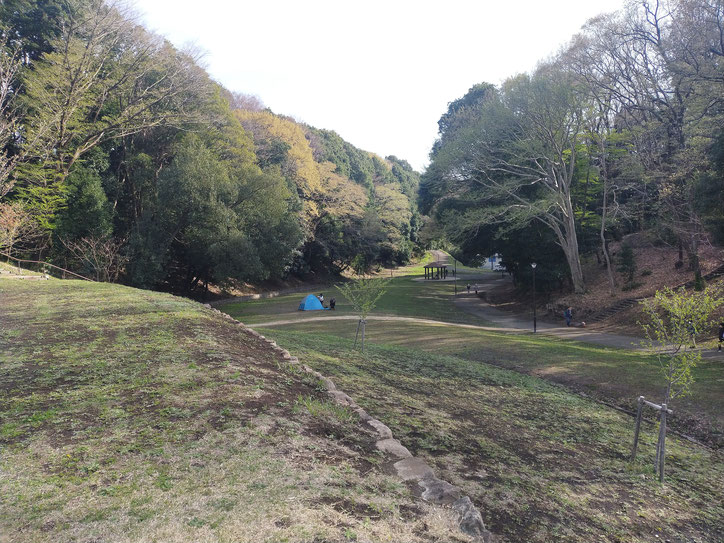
[
  {"left": 424, "top": 261, "right": 449, "bottom": 280},
  {"left": 298, "top": 294, "right": 328, "bottom": 311}
]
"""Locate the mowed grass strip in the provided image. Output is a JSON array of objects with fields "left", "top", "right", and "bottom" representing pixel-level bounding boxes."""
[
  {"left": 254, "top": 314, "right": 724, "bottom": 445},
  {"left": 0, "top": 279, "right": 470, "bottom": 543},
  {"left": 258, "top": 326, "right": 724, "bottom": 543}
]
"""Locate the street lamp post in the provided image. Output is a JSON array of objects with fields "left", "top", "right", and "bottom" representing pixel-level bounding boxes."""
[{"left": 531, "top": 262, "right": 537, "bottom": 333}]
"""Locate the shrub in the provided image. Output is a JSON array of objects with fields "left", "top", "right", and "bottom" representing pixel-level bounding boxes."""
[
  {"left": 622, "top": 281, "right": 643, "bottom": 291},
  {"left": 617, "top": 243, "right": 637, "bottom": 283}
]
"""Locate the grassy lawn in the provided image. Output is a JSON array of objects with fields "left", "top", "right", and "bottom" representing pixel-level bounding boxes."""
[
  {"left": 256, "top": 327, "right": 724, "bottom": 543},
  {"left": 222, "top": 274, "right": 492, "bottom": 326},
  {"left": 264, "top": 319, "right": 724, "bottom": 444},
  {"left": 0, "top": 279, "right": 467, "bottom": 543}
]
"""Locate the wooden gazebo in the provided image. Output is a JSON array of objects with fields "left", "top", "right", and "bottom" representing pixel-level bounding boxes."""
[{"left": 424, "top": 261, "right": 448, "bottom": 280}]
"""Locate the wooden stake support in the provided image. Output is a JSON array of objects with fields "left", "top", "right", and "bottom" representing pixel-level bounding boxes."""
[{"left": 629, "top": 395, "right": 673, "bottom": 483}]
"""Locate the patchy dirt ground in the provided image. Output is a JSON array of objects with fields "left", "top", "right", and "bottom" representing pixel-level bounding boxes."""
[
  {"left": 0, "top": 279, "right": 467, "bottom": 543},
  {"left": 264, "top": 326, "right": 724, "bottom": 543}
]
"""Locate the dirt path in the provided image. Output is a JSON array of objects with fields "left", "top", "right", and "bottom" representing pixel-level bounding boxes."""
[
  {"left": 252, "top": 313, "right": 651, "bottom": 351},
  {"left": 233, "top": 250, "right": 720, "bottom": 356}
]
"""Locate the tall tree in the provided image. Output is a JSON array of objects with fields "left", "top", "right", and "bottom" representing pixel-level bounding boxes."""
[
  {"left": 425, "top": 71, "right": 589, "bottom": 293},
  {"left": 0, "top": 34, "right": 25, "bottom": 199},
  {"left": 19, "top": 0, "right": 210, "bottom": 188}
]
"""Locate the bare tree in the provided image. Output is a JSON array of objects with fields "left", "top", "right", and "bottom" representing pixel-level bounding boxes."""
[
  {"left": 20, "top": 0, "right": 212, "bottom": 187},
  {"left": 0, "top": 34, "right": 24, "bottom": 199},
  {"left": 572, "top": 1, "right": 724, "bottom": 279},
  {"left": 60, "top": 236, "right": 127, "bottom": 282},
  {"left": 229, "top": 92, "right": 265, "bottom": 112},
  {"left": 0, "top": 201, "right": 41, "bottom": 257}
]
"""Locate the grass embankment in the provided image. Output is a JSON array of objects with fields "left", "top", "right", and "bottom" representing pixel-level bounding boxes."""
[
  {"left": 257, "top": 327, "right": 724, "bottom": 543},
  {"left": 224, "top": 275, "right": 724, "bottom": 444},
  {"left": 265, "top": 319, "right": 724, "bottom": 445},
  {"left": 0, "top": 279, "right": 466, "bottom": 543},
  {"left": 0, "top": 260, "right": 42, "bottom": 275}
]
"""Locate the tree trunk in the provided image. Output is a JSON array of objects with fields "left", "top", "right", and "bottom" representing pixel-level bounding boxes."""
[
  {"left": 599, "top": 146, "right": 616, "bottom": 295},
  {"left": 561, "top": 201, "right": 585, "bottom": 294}
]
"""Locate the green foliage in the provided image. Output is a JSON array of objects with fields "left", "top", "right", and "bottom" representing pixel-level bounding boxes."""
[
  {"left": 639, "top": 284, "right": 724, "bottom": 403},
  {"left": 54, "top": 165, "right": 112, "bottom": 241},
  {"left": 128, "top": 133, "right": 302, "bottom": 289},
  {"left": 13, "top": 183, "right": 67, "bottom": 232},
  {"left": 350, "top": 254, "right": 367, "bottom": 276},
  {"left": 0, "top": 0, "right": 71, "bottom": 60},
  {"left": 2, "top": 0, "right": 421, "bottom": 288},
  {"left": 336, "top": 278, "right": 390, "bottom": 320}
]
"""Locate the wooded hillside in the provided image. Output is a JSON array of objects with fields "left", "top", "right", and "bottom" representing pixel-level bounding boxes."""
[
  {"left": 0, "top": 0, "right": 421, "bottom": 293},
  {"left": 421, "top": 0, "right": 724, "bottom": 295}
]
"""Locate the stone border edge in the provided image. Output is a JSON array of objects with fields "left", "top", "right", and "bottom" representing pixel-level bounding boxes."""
[{"left": 205, "top": 304, "right": 495, "bottom": 543}]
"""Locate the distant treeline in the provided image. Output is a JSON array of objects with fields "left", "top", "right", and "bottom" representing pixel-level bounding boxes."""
[
  {"left": 421, "top": 0, "right": 724, "bottom": 294},
  {"left": 0, "top": 0, "right": 421, "bottom": 291}
]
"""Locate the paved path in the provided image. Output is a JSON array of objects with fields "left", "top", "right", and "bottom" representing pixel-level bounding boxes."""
[
  {"left": 250, "top": 314, "right": 528, "bottom": 334},
  {"left": 451, "top": 269, "right": 724, "bottom": 358},
  {"left": 450, "top": 271, "right": 645, "bottom": 349},
  {"left": 251, "top": 312, "right": 649, "bottom": 351}
]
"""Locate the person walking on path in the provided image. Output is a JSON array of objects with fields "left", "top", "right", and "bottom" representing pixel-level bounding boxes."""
[
  {"left": 466, "top": 284, "right": 471, "bottom": 294},
  {"left": 718, "top": 322, "right": 724, "bottom": 351},
  {"left": 564, "top": 307, "right": 573, "bottom": 327}
]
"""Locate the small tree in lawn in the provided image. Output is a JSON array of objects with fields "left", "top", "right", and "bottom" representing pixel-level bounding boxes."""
[
  {"left": 638, "top": 284, "right": 723, "bottom": 480},
  {"left": 336, "top": 278, "right": 390, "bottom": 353}
]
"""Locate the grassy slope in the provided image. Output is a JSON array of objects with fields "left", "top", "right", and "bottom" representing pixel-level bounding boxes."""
[
  {"left": 0, "top": 279, "right": 467, "bottom": 543},
  {"left": 275, "top": 319, "right": 724, "bottom": 442},
  {"left": 257, "top": 327, "right": 724, "bottom": 543},
  {"left": 224, "top": 276, "right": 724, "bottom": 443}
]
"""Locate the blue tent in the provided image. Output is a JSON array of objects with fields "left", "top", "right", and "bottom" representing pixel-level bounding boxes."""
[{"left": 298, "top": 294, "right": 328, "bottom": 311}]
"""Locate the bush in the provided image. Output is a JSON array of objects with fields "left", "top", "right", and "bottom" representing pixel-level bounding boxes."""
[
  {"left": 617, "top": 243, "right": 637, "bottom": 283},
  {"left": 694, "top": 272, "right": 705, "bottom": 292},
  {"left": 622, "top": 281, "right": 643, "bottom": 291}
]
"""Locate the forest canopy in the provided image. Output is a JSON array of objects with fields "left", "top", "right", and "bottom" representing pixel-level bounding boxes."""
[
  {"left": 421, "top": 0, "right": 724, "bottom": 294},
  {"left": 0, "top": 0, "right": 421, "bottom": 292}
]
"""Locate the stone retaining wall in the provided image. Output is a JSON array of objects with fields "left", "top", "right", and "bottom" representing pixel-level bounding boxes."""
[{"left": 204, "top": 303, "right": 496, "bottom": 542}]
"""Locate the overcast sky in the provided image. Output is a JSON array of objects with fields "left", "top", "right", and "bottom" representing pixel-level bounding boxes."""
[{"left": 138, "top": 0, "right": 626, "bottom": 172}]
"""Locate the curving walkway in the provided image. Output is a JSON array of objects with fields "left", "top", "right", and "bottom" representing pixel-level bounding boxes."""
[
  {"left": 242, "top": 251, "right": 721, "bottom": 356},
  {"left": 250, "top": 312, "right": 650, "bottom": 351}
]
